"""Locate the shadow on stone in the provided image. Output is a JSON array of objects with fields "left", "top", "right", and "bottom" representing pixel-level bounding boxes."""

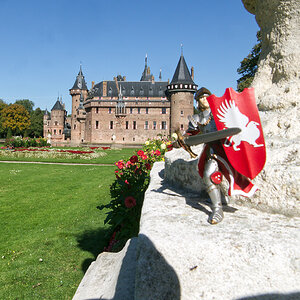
[
  {"left": 236, "top": 292, "right": 300, "bottom": 300},
  {"left": 76, "top": 228, "right": 111, "bottom": 273},
  {"left": 135, "top": 234, "right": 181, "bottom": 300}
]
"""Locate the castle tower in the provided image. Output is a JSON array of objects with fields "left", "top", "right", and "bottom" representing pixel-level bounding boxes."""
[
  {"left": 69, "top": 65, "right": 88, "bottom": 144},
  {"left": 50, "top": 98, "right": 66, "bottom": 142},
  {"left": 43, "top": 109, "right": 50, "bottom": 137},
  {"left": 167, "top": 54, "right": 197, "bottom": 134}
]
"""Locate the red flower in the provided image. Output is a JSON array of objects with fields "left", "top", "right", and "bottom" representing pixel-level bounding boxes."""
[
  {"left": 154, "top": 150, "right": 161, "bottom": 156},
  {"left": 141, "top": 154, "right": 148, "bottom": 160},
  {"left": 124, "top": 196, "right": 136, "bottom": 208},
  {"left": 145, "top": 163, "right": 151, "bottom": 170},
  {"left": 130, "top": 155, "right": 138, "bottom": 163},
  {"left": 137, "top": 150, "right": 144, "bottom": 156},
  {"left": 116, "top": 160, "right": 125, "bottom": 170}
]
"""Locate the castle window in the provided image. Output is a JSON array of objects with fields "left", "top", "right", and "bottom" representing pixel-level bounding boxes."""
[
  {"left": 109, "top": 108, "right": 112, "bottom": 114},
  {"left": 181, "top": 124, "right": 184, "bottom": 130},
  {"left": 59, "top": 130, "right": 61, "bottom": 134},
  {"left": 130, "top": 108, "right": 133, "bottom": 114},
  {"left": 126, "top": 121, "right": 129, "bottom": 129},
  {"left": 146, "top": 108, "right": 149, "bottom": 114},
  {"left": 96, "top": 108, "right": 99, "bottom": 114},
  {"left": 159, "top": 87, "right": 164, "bottom": 96},
  {"left": 55, "top": 121, "right": 58, "bottom": 125},
  {"left": 162, "top": 108, "right": 166, "bottom": 114},
  {"left": 110, "top": 121, "right": 113, "bottom": 129},
  {"left": 96, "top": 121, "right": 99, "bottom": 129},
  {"left": 161, "top": 121, "right": 167, "bottom": 130},
  {"left": 54, "top": 129, "right": 56, "bottom": 134},
  {"left": 145, "top": 121, "right": 149, "bottom": 130},
  {"left": 138, "top": 108, "right": 141, "bottom": 114},
  {"left": 139, "top": 87, "right": 144, "bottom": 96},
  {"left": 74, "top": 124, "right": 76, "bottom": 130},
  {"left": 130, "top": 87, "right": 135, "bottom": 96},
  {"left": 133, "top": 121, "right": 136, "bottom": 130},
  {"left": 181, "top": 110, "right": 184, "bottom": 115},
  {"left": 149, "top": 87, "right": 153, "bottom": 96},
  {"left": 153, "top": 121, "right": 157, "bottom": 130}
]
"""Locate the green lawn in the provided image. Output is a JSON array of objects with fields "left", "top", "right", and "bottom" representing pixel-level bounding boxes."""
[
  {"left": 0, "top": 163, "right": 116, "bottom": 299},
  {"left": 0, "top": 147, "right": 138, "bottom": 165}
]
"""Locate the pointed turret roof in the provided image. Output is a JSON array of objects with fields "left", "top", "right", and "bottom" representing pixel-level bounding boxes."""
[
  {"left": 140, "top": 54, "right": 154, "bottom": 81},
  {"left": 51, "top": 97, "right": 64, "bottom": 111},
  {"left": 170, "top": 54, "right": 195, "bottom": 85},
  {"left": 71, "top": 65, "right": 88, "bottom": 90}
]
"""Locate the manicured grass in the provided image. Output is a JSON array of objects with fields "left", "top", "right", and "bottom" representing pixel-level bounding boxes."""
[
  {"left": 0, "top": 147, "right": 138, "bottom": 164},
  {"left": 0, "top": 163, "right": 115, "bottom": 299}
]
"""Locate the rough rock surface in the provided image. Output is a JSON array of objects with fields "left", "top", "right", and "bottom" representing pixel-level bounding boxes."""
[
  {"left": 136, "top": 162, "right": 300, "bottom": 300},
  {"left": 242, "top": 0, "right": 300, "bottom": 113},
  {"left": 73, "top": 162, "right": 300, "bottom": 299},
  {"left": 165, "top": 136, "right": 300, "bottom": 217},
  {"left": 72, "top": 238, "right": 137, "bottom": 300}
]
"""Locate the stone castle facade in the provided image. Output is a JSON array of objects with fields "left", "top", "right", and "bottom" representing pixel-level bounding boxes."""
[{"left": 44, "top": 54, "right": 197, "bottom": 146}]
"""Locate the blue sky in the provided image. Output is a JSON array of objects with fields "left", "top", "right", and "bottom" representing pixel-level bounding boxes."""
[{"left": 0, "top": 0, "right": 259, "bottom": 113}]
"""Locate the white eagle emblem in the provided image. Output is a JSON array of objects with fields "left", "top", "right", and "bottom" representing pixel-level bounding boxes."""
[{"left": 217, "top": 99, "right": 264, "bottom": 151}]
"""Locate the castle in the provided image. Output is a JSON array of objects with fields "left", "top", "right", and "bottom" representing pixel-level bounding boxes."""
[{"left": 43, "top": 54, "right": 198, "bottom": 146}]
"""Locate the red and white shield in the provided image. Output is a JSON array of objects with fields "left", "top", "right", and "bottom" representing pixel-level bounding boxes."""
[{"left": 207, "top": 87, "right": 266, "bottom": 179}]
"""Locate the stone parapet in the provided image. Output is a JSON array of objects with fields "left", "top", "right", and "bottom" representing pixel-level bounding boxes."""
[{"left": 73, "top": 161, "right": 300, "bottom": 300}]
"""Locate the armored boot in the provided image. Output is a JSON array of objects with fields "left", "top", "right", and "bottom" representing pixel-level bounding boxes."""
[
  {"left": 203, "top": 158, "right": 224, "bottom": 224},
  {"left": 207, "top": 187, "right": 224, "bottom": 224}
]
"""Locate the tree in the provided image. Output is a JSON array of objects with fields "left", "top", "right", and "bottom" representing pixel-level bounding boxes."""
[
  {"left": 237, "top": 31, "right": 262, "bottom": 92},
  {"left": 15, "top": 99, "right": 34, "bottom": 114},
  {"left": 0, "top": 99, "right": 8, "bottom": 137},
  {"left": 28, "top": 108, "right": 44, "bottom": 137},
  {"left": 1, "top": 104, "right": 31, "bottom": 136}
]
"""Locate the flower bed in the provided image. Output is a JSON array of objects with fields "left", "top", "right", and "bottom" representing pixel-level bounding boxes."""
[
  {"left": 5, "top": 137, "right": 50, "bottom": 148},
  {"left": 0, "top": 147, "right": 107, "bottom": 160},
  {"left": 98, "top": 136, "right": 173, "bottom": 252}
]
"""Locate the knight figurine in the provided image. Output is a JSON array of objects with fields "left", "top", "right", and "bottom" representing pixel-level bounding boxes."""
[{"left": 177, "top": 87, "right": 265, "bottom": 224}]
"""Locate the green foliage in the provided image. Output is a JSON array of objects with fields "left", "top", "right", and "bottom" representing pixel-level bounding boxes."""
[
  {"left": 15, "top": 99, "right": 34, "bottom": 114},
  {"left": 98, "top": 136, "right": 172, "bottom": 251},
  {"left": 5, "top": 137, "right": 49, "bottom": 148},
  {"left": 28, "top": 107, "right": 44, "bottom": 137},
  {"left": 237, "top": 31, "right": 262, "bottom": 92},
  {"left": 0, "top": 100, "right": 8, "bottom": 138}
]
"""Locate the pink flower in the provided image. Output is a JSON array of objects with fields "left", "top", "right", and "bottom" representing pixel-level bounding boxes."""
[
  {"left": 124, "top": 196, "right": 136, "bottom": 208},
  {"left": 125, "top": 179, "right": 130, "bottom": 185},
  {"left": 126, "top": 160, "right": 132, "bottom": 168},
  {"left": 141, "top": 154, "right": 148, "bottom": 160},
  {"left": 137, "top": 150, "right": 144, "bottom": 156},
  {"left": 130, "top": 155, "right": 138, "bottom": 163}
]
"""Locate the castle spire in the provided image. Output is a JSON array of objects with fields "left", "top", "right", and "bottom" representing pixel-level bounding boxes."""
[
  {"left": 70, "top": 64, "right": 88, "bottom": 91},
  {"left": 170, "top": 53, "right": 195, "bottom": 85}
]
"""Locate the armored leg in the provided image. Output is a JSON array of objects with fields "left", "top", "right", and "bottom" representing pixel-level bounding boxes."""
[{"left": 203, "top": 158, "right": 224, "bottom": 224}]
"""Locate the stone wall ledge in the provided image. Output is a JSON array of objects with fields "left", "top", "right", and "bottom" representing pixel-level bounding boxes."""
[{"left": 73, "top": 161, "right": 300, "bottom": 300}]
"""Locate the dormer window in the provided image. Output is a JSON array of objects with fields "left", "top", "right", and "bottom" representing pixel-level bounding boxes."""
[
  {"left": 139, "top": 87, "right": 144, "bottom": 96},
  {"left": 159, "top": 87, "right": 164, "bottom": 96},
  {"left": 108, "top": 87, "right": 113, "bottom": 97},
  {"left": 149, "top": 86, "right": 153, "bottom": 96},
  {"left": 130, "top": 86, "right": 135, "bottom": 96}
]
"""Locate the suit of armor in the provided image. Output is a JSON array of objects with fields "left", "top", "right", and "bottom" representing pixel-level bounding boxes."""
[
  {"left": 187, "top": 109, "right": 226, "bottom": 224},
  {"left": 185, "top": 88, "right": 258, "bottom": 224}
]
